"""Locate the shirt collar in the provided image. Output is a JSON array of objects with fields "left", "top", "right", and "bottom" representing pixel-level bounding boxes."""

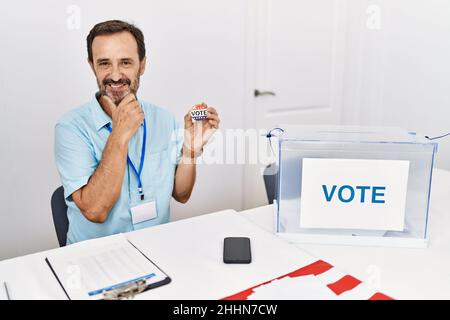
[
  {"left": 90, "top": 93, "right": 145, "bottom": 131},
  {"left": 90, "top": 94, "right": 112, "bottom": 131}
]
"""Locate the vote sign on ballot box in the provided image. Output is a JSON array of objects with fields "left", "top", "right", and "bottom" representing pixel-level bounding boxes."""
[
  {"left": 300, "top": 158, "right": 410, "bottom": 231},
  {"left": 274, "top": 125, "right": 438, "bottom": 248}
]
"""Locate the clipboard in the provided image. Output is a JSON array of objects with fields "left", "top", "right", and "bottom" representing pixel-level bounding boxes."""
[{"left": 45, "top": 234, "right": 171, "bottom": 300}]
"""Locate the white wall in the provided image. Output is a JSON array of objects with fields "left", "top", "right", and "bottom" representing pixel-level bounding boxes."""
[
  {"left": 0, "top": 0, "right": 246, "bottom": 260},
  {"left": 2, "top": 0, "right": 450, "bottom": 261},
  {"left": 341, "top": 0, "right": 450, "bottom": 169}
]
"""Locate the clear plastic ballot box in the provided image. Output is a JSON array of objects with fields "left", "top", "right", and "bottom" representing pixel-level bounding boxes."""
[{"left": 275, "top": 125, "right": 438, "bottom": 248}]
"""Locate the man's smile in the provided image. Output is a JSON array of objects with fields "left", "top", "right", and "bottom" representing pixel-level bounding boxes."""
[{"left": 108, "top": 83, "right": 128, "bottom": 90}]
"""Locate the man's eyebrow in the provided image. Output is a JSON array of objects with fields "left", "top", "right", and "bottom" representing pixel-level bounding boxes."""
[
  {"left": 120, "top": 57, "right": 134, "bottom": 62},
  {"left": 96, "top": 58, "right": 110, "bottom": 64}
]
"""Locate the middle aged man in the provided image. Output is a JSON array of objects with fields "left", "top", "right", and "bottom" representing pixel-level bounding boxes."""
[{"left": 55, "top": 20, "right": 220, "bottom": 244}]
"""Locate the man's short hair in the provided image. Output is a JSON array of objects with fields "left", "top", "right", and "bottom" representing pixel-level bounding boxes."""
[{"left": 86, "top": 20, "right": 146, "bottom": 62}]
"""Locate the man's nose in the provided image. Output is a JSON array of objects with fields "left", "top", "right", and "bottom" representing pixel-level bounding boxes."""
[{"left": 110, "top": 64, "right": 122, "bottom": 81}]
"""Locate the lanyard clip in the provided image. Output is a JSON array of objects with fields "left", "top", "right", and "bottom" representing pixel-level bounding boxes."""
[{"left": 138, "top": 187, "right": 144, "bottom": 201}]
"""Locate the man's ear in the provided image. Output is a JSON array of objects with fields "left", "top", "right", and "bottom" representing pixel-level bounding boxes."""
[
  {"left": 139, "top": 56, "right": 147, "bottom": 76},
  {"left": 88, "top": 59, "right": 95, "bottom": 73}
]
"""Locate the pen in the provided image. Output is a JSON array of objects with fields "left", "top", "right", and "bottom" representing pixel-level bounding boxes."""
[{"left": 4, "top": 282, "right": 10, "bottom": 300}]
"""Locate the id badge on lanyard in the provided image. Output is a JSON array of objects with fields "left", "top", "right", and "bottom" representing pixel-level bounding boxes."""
[{"left": 105, "top": 118, "right": 158, "bottom": 224}]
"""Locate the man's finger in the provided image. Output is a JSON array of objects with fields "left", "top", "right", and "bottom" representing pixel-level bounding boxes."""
[
  {"left": 118, "top": 93, "right": 137, "bottom": 108},
  {"left": 184, "top": 111, "right": 193, "bottom": 127},
  {"left": 206, "top": 113, "right": 219, "bottom": 122},
  {"left": 99, "top": 94, "right": 117, "bottom": 116},
  {"left": 206, "top": 107, "right": 218, "bottom": 115},
  {"left": 208, "top": 119, "right": 219, "bottom": 129},
  {"left": 129, "top": 100, "right": 140, "bottom": 111}
]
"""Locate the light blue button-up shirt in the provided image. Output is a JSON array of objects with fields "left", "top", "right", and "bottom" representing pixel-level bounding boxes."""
[{"left": 54, "top": 96, "right": 183, "bottom": 244}]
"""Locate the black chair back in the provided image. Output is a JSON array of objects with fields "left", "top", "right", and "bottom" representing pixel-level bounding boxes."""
[
  {"left": 263, "top": 163, "right": 278, "bottom": 204},
  {"left": 51, "top": 186, "right": 69, "bottom": 247}
]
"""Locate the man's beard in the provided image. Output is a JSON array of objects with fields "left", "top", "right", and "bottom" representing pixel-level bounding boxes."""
[{"left": 97, "top": 75, "right": 140, "bottom": 105}]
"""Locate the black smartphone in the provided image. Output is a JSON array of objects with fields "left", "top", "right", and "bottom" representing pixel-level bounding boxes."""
[{"left": 223, "top": 237, "right": 252, "bottom": 264}]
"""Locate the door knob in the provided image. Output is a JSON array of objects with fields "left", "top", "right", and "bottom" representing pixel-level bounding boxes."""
[{"left": 254, "top": 89, "right": 276, "bottom": 97}]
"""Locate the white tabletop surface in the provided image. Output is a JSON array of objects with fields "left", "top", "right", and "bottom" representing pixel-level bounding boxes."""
[
  {"left": 1, "top": 168, "right": 449, "bottom": 300},
  {"left": 242, "top": 168, "right": 450, "bottom": 300},
  {"left": 0, "top": 210, "right": 319, "bottom": 300}
]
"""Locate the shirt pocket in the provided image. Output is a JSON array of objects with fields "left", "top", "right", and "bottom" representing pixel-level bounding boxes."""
[
  {"left": 130, "top": 141, "right": 177, "bottom": 203},
  {"left": 141, "top": 145, "right": 174, "bottom": 192},
  {"left": 147, "top": 148, "right": 167, "bottom": 181}
]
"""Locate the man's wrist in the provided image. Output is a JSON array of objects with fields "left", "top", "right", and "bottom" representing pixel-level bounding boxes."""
[
  {"left": 181, "top": 145, "right": 202, "bottom": 163},
  {"left": 180, "top": 155, "right": 197, "bottom": 165},
  {"left": 109, "top": 130, "right": 129, "bottom": 150}
]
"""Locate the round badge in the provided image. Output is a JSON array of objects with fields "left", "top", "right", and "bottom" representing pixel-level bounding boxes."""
[{"left": 191, "top": 103, "right": 208, "bottom": 121}]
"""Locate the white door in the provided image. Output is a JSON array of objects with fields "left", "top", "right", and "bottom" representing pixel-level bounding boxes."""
[{"left": 244, "top": 0, "right": 347, "bottom": 209}]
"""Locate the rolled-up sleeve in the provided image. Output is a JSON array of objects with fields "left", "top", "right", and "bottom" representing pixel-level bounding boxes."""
[
  {"left": 175, "top": 119, "right": 184, "bottom": 164},
  {"left": 54, "top": 122, "right": 97, "bottom": 201}
]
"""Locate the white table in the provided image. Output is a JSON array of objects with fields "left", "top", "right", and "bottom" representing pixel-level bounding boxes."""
[
  {"left": 0, "top": 210, "right": 319, "bottom": 300},
  {"left": 243, "top": 168, "right": 450, "bottom": 300},
  {"left": 1, "top": 169, "right": 449, "bottom": 300}
]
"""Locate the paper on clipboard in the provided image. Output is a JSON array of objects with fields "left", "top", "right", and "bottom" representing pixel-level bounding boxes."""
[{"left": 45, "top": 234, "right": 170, "bottom": 300}]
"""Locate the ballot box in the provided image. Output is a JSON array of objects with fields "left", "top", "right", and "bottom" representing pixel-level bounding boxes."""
[{"left": 275, "top": 125, "right": 438, "bottom": 248}]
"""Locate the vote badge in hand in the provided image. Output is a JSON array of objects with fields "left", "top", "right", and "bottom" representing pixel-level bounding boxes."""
[
  {"left": 190, "top": 103, "right": 208, "bottom": 121},
  {"left": 183, "top": 102, "right": 220, "bottom": 162}
]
